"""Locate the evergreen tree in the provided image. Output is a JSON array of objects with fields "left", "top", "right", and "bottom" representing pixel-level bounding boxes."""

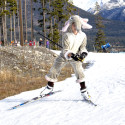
[
  {"left": 19, "top": 0, "right": 24, "bottom": 46},
  {"left": 31, "top": 0, "right": 34, "bottom": 41},
  {"left": 51, "top": 0, "right": 76, "bottom": 49},
  {"left": 35, "top": 0, "right": 76, "bottom": 49},
  {"left": 8, "top": 0, "right": 17, "bottom": 42},
  {"left": 16, "top": 0, "right": 20, "bottom": 43},
  {"left": 0, "top": 0, "right": 8, "bottom": 46},
  {"left": 51, "top": 0, "right": 63, "bottom": 49},
  {"left": 0, "top": 3, "right": 2, "bottom": 43},
  {"left": 0, "top": 0, "right": 17, "bottom": 45},
  {"left": 48, "top": 0, "right": 53, "bottom": 49},
  {"left": 36, "top": 0, "right": 47, "bottom": 46},
  {"left": 25, "top": 0, "right": 28, "bottom": 41},
  {"left": 94, "top": 2, "right": 106, "bottom": 52},
  {"left": 0, "top": 0, "right": 11, "bottom": 45}
]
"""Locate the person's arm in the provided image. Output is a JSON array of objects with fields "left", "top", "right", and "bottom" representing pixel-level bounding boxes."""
[
  {"left": 62, "top": 34, "right": 73, "bottom": 60},
  {"left": 79, "top": 35, "right": 88, "bottom": 54},
  {"left": 78, "top": 35, "right": 88, "bottom": 60}
]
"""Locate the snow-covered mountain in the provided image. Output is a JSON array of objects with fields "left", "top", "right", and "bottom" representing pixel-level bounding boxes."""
[
  {"left": 72, "top": 0, "right": 109, "bottom": 11},
  {"left": 102, "top": 0, "right": 125, "bottom": 10},
  {"left": 100, "top": 0, "right": 125, "bottom": 21},
  {"left": 72, "top": 0, "right": 125, "bottom": 11},
  {"left": 72, "top": 0, "right": 125, "bottom": 21},
  {"left": 86, "top": 0, "right": 125, "bottom": 21},
  {"left": 100, "top": 6, "right": 125, "bottom": 21}
]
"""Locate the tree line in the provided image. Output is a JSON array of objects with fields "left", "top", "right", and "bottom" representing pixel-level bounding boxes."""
[
  {"left": 0, "top": 0, "right": 77, "bottom": 48},
  {"left": 0, "top": 0, "right": 17, "bottom": 46},
  {"left": 0, "top": 0, "right": 106, "bottom": 52}
]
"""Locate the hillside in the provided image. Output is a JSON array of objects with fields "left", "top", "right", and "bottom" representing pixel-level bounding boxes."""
[
  {"left": 76, "top": 7, "right": 125, "bottom": 51},
  {"left": 0, "top": 47, "right": 74, "bottom": 99},
  {"left": 0, "top": 52, "right": 125, "bottom": 125},
  {"left": 100, "top": 6, "right": 125, "bottom": 21},
  {"left": 4, "top": 1, "right": 125, "bottom": 51},
  {"left": 32, "top": 5, "right": 125, "bottom": 51}
]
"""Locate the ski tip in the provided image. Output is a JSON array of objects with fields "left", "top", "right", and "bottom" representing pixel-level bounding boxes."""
[
  {"left": 83, "top": 99, "right": 98, "bottom": 106},
  {"left": 8, "top": 107, "right": 15, "bottom": 111},
  {"left": 94, "top": 104, "right": 97, "bottom": 107}
]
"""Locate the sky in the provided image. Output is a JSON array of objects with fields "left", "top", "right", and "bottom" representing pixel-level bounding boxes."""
[{"left": 72, "top": 0, "right": 110, "bottom": 10}]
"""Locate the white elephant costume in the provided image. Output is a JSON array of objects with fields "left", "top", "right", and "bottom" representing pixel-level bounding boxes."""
[
  {"left": 45, "top": 15, "right": 92, "bottom": 83},
  {"left": 41, "top": 15, "right": 93, "bottom": 101}
]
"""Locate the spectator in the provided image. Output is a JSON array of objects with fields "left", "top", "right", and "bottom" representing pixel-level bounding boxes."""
[
  {"left": 0, "top": 41, "right": 2, "bottom": 47},
  {"left": 17, "top": 41, "right": 21, "bottom": 46},
  {"left": 24, "top": 40, "right": 28, "bottom": 46},
  {"left": 46, "top": 40, "right": 49, "bottom": 49},
  {"left": 11, "top": 41, "right": 14, "bottom": 46},
  {"left": 29, "top": 40, "right": 33, "bottom": 46},
  {"left": 33, "top": 39, "right": 36, "bottom": 46},
  {"left": 39, "top": 38, "right": 42, "bottom": 46},
  {"left": 15, "top": 39, "right": 17, "bottom": 46},
  {"left": 36, "top": 41, "right": 39, "bottom": 47}
]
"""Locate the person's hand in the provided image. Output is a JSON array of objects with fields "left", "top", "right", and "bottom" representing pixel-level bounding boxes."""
[
  {"left": 68, "top": 53, "right": 72, "bottom": 58},
  {"left": 79, "top": 52, "right": 88, "bottom": 60},
  {"left": 71, "top": 52, "right": 87, "bottom": 62},
  {"left": 71, "top": 53, "right": 79, "bottom": 61}
]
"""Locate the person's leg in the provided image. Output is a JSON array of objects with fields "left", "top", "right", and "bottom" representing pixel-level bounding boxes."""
[
  {"left": 41, "top": 56, "right": 67, "bottom": 95},
  {"left": 70, "top": 61, "right": 91, "bottom": 100},
  {"left": 45, "top": 56, "right": 67, "bottom": 83},
  {"left": 70, "top": 61, "right": 85, "bottom": 84},
  {"left": 80, "top": 81, "right": 86, "bottom": 90}
]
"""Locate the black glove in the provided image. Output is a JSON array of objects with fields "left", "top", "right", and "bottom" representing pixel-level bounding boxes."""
[
  {"left": 79, "top": 52, "right": 88, "bottom": 60},
  {"left": 71, "top": 52, "right": 88, "bottom": 62},
  {"left": 71, "top": 53, "right": 80, "bottom": 61}
]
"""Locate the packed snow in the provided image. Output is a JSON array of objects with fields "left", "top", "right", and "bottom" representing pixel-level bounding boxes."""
[{"left": 0, "top": 52, "right": 125, "bottom": 125}]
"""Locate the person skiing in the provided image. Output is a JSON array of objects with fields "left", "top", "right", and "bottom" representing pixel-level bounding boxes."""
[{"left": 41, "top": 15, "right": 92, "bottom": 101}]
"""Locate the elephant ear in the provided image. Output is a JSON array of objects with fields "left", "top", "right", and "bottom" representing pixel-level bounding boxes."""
[
  {"left": 82, "top": 18, "right": 89, "bottom": 23},
  {"left": 61, "top": 20, "right": 70, "bottom": 32},
  {"left": 80, "top": 18, "right": 92, "bottom": 29}
]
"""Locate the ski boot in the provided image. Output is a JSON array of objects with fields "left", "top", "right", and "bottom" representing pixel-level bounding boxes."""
[
  {"left": 81, "top": 88, "right": 91, "bottom": 101},
  {"left": 80, "top": 81, "right": 91, "bottom": 101},
  {"left": 40, "top": 81, "right": 54, "bottom": 96}
]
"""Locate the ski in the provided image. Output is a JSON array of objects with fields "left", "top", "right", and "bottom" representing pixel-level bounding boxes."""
[
  {"left": 84, "top": 99, "right": 97, "bottom": 106},
  {"left": 8, "top": 90, "right": 62, "bottom": 110}
]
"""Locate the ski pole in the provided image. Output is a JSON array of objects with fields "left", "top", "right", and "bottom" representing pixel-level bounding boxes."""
[
  {"left": 38, "top": 32, "right": 84, "bottom": 63},
  {"left": 38, "top": 32, "right": 63, "bottom": 49}
]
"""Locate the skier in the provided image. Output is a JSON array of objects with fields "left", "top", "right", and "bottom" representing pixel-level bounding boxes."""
[{"left": 41, "top": 15, "right": 93, "bottom": 101}]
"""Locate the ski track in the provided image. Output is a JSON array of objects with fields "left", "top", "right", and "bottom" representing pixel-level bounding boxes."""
[{"left": 0, "top": 53, "right": 125, "bottom": 125}]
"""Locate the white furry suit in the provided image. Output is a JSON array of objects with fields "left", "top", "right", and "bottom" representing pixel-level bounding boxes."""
[{"left": 45, "top": 15, "right": 92, "bottom": 83}]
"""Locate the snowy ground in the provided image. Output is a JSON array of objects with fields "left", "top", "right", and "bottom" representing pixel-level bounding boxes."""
[{"left": 0, "top": 52, "right": 125, "bottom": 125}]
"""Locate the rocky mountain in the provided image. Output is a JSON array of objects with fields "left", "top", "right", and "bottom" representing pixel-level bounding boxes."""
[
  {"left": 87, "top": 0, "right": 125, "bottom": 21},
  {"left": 100, "top": 0, "right": 125, "bottom": 21},
  {"left": 102, "top": 0, "right": 125, "bottom": 10},
  {"left": 72, "top": 0, "right": 109, "bottom": 11}
]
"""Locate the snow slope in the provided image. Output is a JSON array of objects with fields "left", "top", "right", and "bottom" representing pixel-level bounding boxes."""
[{"left": 0, "top": 53, "right": 125, "bottom": 125}]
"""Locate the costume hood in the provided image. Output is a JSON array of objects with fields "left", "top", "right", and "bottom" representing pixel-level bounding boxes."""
[{"left": 61, "top": 15, "right": 92, "bottom": 32}]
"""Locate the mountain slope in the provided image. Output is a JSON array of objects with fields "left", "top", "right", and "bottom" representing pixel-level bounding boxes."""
[
  {"left": 0, "top": 52, "right": 125, "bottom": 125},
  {"left": 76, "top": 7, "right": 125, "bottom": 51},
  {"left": 72, "top": 0, "right": 110, "bottom": 11},
  {"left": 14, "top": 1, "right": 125, "bottom": 51},
  {"left": 87, "top": 0, "right": 125, "bottom": 21},
  {"left": 100, "top": 6, "right": 125, "bottom": 21}
]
